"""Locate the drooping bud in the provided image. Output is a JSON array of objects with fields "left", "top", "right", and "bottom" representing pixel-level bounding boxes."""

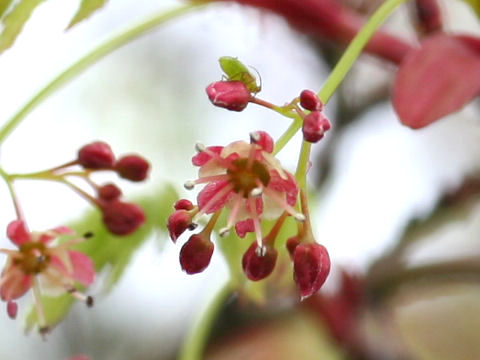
[
  {"left": 115, "top": 155, "right": 150, "bottom": 182},
  {"left": 78, "top": 141, "right": 115, "bottom": 169},
  {"left": 286, "top": 235, "right": 301, "bottom": 259},
  {"left": 180, "top": 234, "right": 214, "bottom": 274},
  {"left": 98, "top": 183, "right": 122, "bottom": 202},
  {"left": 293, "top": 243, "right": 330, "bottom": 299},
  {"left": 299, "top": 90, "right": 323, "bottom": 111},
  {"left": 302, "top": 111, "right": 331, "bottom": 143},
  {"left": 206, "top": 81, "right": 251, "bottom": 111},
  {"left": 250, "top": 131, "right": 274, "bottom": 153},
  {"left": 242, "top": 242, "right": 278, "bottom": 281},
  {"left": 167, "top": 210, "right": 195, "bottom": 243},
  {"left": 7, "top": 300, "right": 18, "bottom": 319},
  {"left": 174, "top": 199, "right": 194, "bottom": 211},
  {"left": 101, "top": 201, "right": 145, "bottom": 235}
]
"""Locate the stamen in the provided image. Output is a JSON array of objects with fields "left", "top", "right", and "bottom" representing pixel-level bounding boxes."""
[
  {"left": 218, "top": 227, "right": 230, "bottom": 237},
  {"left": 262, "top": 187, "right": 304, "bottom": 220},
  {"left": 32, "top": 278, "right": 47, "bottom": 334},
  {"left": 195, "top": 142, "right": 207, "bottom": 153},
  {"left": 225, "top": 193, "right": 243, "bottom": 228},
  {"left": 248, "top": 196, "right": 263, "bottom": 249},
  {"left": 255, "top": 245, "right": 267, "bottom": 257},
  {"left": 193, "top": 174, "right": 230, "bottom": 185},
  {"left": 250, "top": 187, "right": 262, "bottom": 197},
  {"left": 184, "top": 180, "right": 196, "bottom": 190},
  {"left": 192, "top": 183, "right": 234, "bottom": 222},
  {"left": 249, "top": 131, "right": 261, "bottom": 143},
  {"left": 67, "top": 286, "right": 94, "bottom": 307}
]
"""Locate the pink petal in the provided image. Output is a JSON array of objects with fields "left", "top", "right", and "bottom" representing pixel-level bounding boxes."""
[
  {"left": 69, "top": 251, "right": 95, "bottom": 285},
  {"left": 235, "top": 219, "right": 255, "bottom": 238},
  {"left": 0, "top": 269, "right": 32, "bottom": 301},
  {"left": 269, "top": 171, "right": 299, "bottom": 206},
  {"left": 192, "top": 146, "right": 223, "bottom": 166},
  {"left": 6, "top": 220, "right": 30, "bottom": 246},
  {"left": 393, "top": 34, "right": 480, "bottom": 129},
  {"left": 197, "top": 180, "right": 233, "bottom": 214}
]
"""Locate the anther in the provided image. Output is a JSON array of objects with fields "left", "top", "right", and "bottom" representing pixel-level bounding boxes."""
[
  {"left": 83, "top": 231, "right": 94, "bottom": 239},
  {"left": 294, "top": 213, "right": 306, "bottom": 222},
  {"left": 86, "top": 296, "right": 94, "bottom": 308},
  {"left": 219, "top": 227, "right": 230, "bottom": 237},
  {"left": 249, "top": 131, "right": 261, "bottom": 143},
  {"left": 184, "top": 180, "right": 195, "bottom": 190},
  {"left": 250, "top": 187, "right": 263, "bottom": 197},
  {"left": 188, "top": 223, "right": 198, "bottom": 231},
  {"left": 255, "top": 245, "right": 267, "bottom": 257},
  {"left": 195, "top": 142, "right": 207, "bottom": 153}
]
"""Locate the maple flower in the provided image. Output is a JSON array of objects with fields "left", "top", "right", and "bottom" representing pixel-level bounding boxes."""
[
  {"left": 0, "top": 220, "right": 95, "bottom": 332},
  {"left": 183, "top": 131, "right": 303, "bottom": 252}
]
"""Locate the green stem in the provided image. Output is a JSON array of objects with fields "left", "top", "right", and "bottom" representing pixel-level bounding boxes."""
[
  {"left": 274, "top": 0, "right": 407, "bottom": 156},
  {"left": 0, "top": 3, "right": 205, "bottom": 145},
  {"left": 0, "top": 167, "right": 24, "bottom": 220},
  {"left": 179, "top": 281, "right": 233, "bottom": 360},
  {"left": 317, "top": 0, "right": 407, "bottom": 103}
]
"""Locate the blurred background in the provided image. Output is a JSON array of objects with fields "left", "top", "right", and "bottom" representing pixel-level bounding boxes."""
[{"left": 0, "top": 0, "right": 479, "bottom": 359}]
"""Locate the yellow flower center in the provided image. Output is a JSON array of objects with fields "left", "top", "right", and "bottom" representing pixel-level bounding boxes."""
[
  {"left": 227, "top": 158, "right": 270, "bottom": 197},
  {"left": 15, "top": 242, "right": 50, "bottom": 274}
]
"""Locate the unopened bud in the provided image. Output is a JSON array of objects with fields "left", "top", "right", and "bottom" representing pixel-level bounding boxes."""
[
  {"left": 101, "top": 201, "right": 145, "bottom": 235},
  {"left": 98, "top": 183, "right": 122, "bottom": 202},
  {"left": 115, "top": 155, "right": 150, "bottom": 182},
  {"left": 206, "top": 81, "right": 251, "bottom": 112},
  {"left": 167, "top": 210, "right": 193, "bottom": 243},
  {"left": 293, "top": 243, "right": 330, "bottom": 299},
  {"left": 180, "top": 234, "right": 214, "bottom": 274},
  {"left": 78, "top": 141, "right": 115, "bottom": 169},
  {"left": 174, "top": 199, "right": 194, "bottom": 211},
  {"left": 299, "top": 90, "right": 323, "bottom": 111},
  {"left": 242, "top": 242, "right": 277, "bottom": 281},
  {"left": 302, "top": 111, "right": 331, "bottom": 143}
]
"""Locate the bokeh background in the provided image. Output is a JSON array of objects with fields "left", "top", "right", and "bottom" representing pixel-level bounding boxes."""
[{"left": 0, "top": 0, "right": 479, "bottom": 359}]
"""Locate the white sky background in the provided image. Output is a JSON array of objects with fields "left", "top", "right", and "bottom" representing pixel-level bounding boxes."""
[{"left": 0, "top": 0, "right": 479, "bottom": 359}]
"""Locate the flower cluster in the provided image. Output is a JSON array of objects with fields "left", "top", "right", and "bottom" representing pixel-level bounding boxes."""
[
  {"left": 168, "top": 131, "right": 330, "bottom": 298},
  {"left": 27, "top": 141, "right": 149, "bottom": 236},
  {"left": 0, "top": 220, "right": 95, "bottom": 334}
]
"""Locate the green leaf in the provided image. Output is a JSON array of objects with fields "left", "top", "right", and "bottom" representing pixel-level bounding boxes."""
[
  {"left": 0, "top": 0, "right": 46, "bottom": 54},
  {"left": 0, "top": 0, "right": 13, "bottom": 19},
  {"left": 67, "top": 0, "right": 108, "bottom": 29},
  {"left": 26, "top": 184, "right": 178, "bottom": 331},
  {"left": 219, "top": 56, "right": 261, "bottom": 93},
  {"left": 462, "top": 0, "right": 480, "bottom": 18}
]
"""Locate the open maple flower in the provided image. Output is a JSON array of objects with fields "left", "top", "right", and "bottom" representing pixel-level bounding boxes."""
[
  {"left": 169, "top": 131, "right": 305, "bottom": 275},
  {"left": 0, "top": 220, "right": 95, "bottom": 334}
]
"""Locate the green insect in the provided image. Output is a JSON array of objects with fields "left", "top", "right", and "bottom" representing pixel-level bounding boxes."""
[{"left": 219, "top": 56, "right": 261, "bottom": 94}]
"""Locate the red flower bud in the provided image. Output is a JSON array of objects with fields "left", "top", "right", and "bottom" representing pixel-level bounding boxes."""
[
  {"left": 7, "top": 300, "right": 17, "bottom": 319},
  {"left": 174, "top": 199, "right": 194, "bottom": 211},
  {"left": 242, "top": 242, "right": 278, "bottom": 281},
  {"left": 78, "top": 141, "right": 115, "bottom": 169},
  {"left": 98, "top": 183, "right": 122, "bottom": 202},
  {"left": 286, "top": 236, "right": 301, "bottom": 259},
  {"left": 300, "top": 90, "right": 323, "bottom": 111},
  {"left": 302, "top": 111, "right": 331, "bottom": 143},
  {"left": 293, "top": 243, "right": 330, "bottom": 299},
  {"left": 167, "top": 210, "right": 195, "bottom": 243},
  {"left": 206, "top": 81, "right": 251, "bottom": 112},
  {"left": 180, "top": 234, "right": 214, "bottom": 274},
  {"left": 101, "top": 201, "right": 145, "bottom": 235},
  {"left": 115, "top": 155, "right": 150, "bottom": 182}
]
